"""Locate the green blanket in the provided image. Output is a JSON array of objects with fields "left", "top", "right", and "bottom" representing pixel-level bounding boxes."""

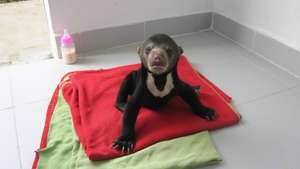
[{"left": 36, "top": 91, "right": 222, "bottom": 169}]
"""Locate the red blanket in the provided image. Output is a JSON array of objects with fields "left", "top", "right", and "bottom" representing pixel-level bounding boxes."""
[{"left": 61, "top": 56, "right": 240, "bottom": 160}]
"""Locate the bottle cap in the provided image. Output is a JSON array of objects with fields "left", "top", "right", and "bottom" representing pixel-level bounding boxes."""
[{"left": 61, "top": 29, "right": 74, "bottom": 45}]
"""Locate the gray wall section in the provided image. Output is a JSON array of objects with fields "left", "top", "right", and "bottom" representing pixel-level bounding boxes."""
[
  {"left": 145, "top": 13, "right": 212, "bottom": 38},
  {"left": 213, "top": 13, "right": 300, "bottom": 78},
  {"left": 55, "top": 12, "right": 212, "bottom": 55},
  {"left": 213, "top": 13, "right": 255, "bottom": 49}
]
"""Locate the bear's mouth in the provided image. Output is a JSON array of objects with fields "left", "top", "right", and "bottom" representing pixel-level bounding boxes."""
[
  {"left": 151, "top": 61, "right": 165, "bottom": 67},
  {"left": 149, "top": 61, "right": 167, "bottom": 74}
]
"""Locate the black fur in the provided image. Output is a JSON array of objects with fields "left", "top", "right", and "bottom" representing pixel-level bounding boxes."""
[{"left": 113, "top": 34, "right": 216, "bottom": 153}]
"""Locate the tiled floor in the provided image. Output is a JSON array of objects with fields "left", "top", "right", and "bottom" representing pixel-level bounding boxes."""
[{"left": 1, "top": 31, "right": 299, "bottom": 169}]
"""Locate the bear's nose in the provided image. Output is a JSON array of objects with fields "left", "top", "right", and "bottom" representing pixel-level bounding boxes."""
[{"left": 153, "top": 53, "right": 162, "bottom": 61}]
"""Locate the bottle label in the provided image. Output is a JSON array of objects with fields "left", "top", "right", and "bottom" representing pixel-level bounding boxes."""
[{"left": 61, "top": 47, "right": 76, "bottom": 64}]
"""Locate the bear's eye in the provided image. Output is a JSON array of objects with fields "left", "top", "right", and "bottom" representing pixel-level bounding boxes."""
[
  {"left": 145, "top": 47, "right": 152, "bottom": 54},
  {"left": 166, "top": 48, "right": 173, "bottom": 55}
]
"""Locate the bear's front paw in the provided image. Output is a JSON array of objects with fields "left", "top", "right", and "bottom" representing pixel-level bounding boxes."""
[
  {"left": 113, "top": 135, "right": 135, "bottom": 153},
  {"left": 196, "top": 107, "right": 216, "bottom": 121}
]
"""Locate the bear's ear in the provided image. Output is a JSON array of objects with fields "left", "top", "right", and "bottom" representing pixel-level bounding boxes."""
[
  {"left": 137, "top": 46, "right": 143, "bottom": 57},
  {"left": 178, "top": 46, "right": 184, "bottom": 55}
]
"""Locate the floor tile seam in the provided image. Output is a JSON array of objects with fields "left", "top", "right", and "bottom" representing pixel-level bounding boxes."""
[
  {"left": 11, "top": 97, "right": 51, "bottom": 108},
  {"left": 6, "top": 66, "right": 22, "bottom": 169},
  {"left": 237, "top": 84, "right": 300, "bottom": 106}
]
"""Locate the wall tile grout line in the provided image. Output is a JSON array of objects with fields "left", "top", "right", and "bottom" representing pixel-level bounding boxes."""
[{"left": 210, "top": 12, "right": 215, "bottom": 30}]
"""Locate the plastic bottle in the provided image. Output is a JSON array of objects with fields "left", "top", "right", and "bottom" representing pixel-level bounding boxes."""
[{"left": 60, "top": 29, "right": 77, "bottom": 64}]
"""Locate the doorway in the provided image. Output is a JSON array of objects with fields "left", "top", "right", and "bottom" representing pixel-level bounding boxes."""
[{"left": 0, "top": 0, "right": 51, "bottom": 64}]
